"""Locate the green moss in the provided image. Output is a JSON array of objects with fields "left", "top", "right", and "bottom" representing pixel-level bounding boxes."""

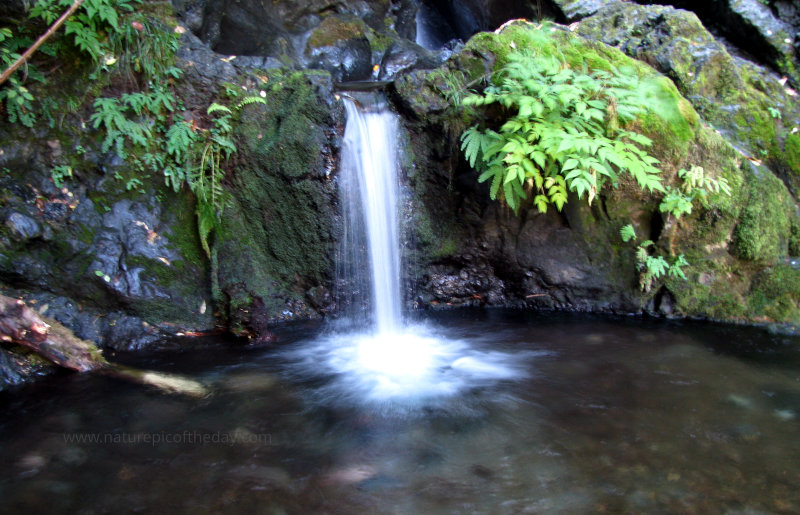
[
  {"left": 243, "top": 70, "right": 331, "bottom": 179},
  {"left": 413, "top": 210, "right": 460, "bottom": 261},
  {"left": 733, "top": 108, "right": 779, "bottom": 158},
  {"left": 211, "top": 69, "right": 337, "bottom": 322},
  {"left": 307, "top": 16, "right": 366, "bottom": 48},
  {"left": 460, "top": 22, "right": 698, "bottom": 159},
  {"left": 667, "top": 257, "right": 750, "bottom": 321},
  {"left": 733, "top": 165, "right": 792, "bottom": 263},
  {"left": 160, "top": 188, "right": 207, "bottom": 270},
  {"left": 749, "top": 264, "right": 800, "bottom": 324},
  {"left": 366, "top": 29, "right": 395, "bottom": 54},
  {"left": 786, "top": 134, "right": 800, "bottom": 177},
  {"left": 76, "top": 223, "right": 96, "bottom": 246},
  {"left": 790, "top": 218, "right": 800, "bottom": 256}
]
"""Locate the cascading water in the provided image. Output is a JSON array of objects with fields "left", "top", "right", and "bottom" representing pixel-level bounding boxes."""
[
  {"left": 415, "top": 1, "right": 440, "bottom": 51},
  {"left": 280, "top": 91, "right": 532, "bottom": 410},
  {"left": 338, "top": 95, "right": 402, "bottom": 335}
]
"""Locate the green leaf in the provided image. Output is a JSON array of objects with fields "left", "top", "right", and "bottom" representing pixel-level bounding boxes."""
[
  {"left": 563, "top": 158, "right": 579, "bottom": 171},
  {"left": 620, "top": 224, "right": 636, "bottom": 242},
  {"left": 461, "top": 126, "right": 484, "bottom": 169},
  {"left": 645, "top": 255, "right": 669, "bottom": 279},
  {"left": 505, "top": 165, "right": 519, "bottom": 184},
  {"left": 207, "top": 103, "right": 232, "bottom": 115},
  {"left": 533, "top": 194, "right": 548, "bottom": 213},
  {"left": 503, "top": 181, "right": 516, "bottom": 210},
  {"left": 458, "top": 45, "right": 669, "bottom": 221},
  {"left": 166, "top": 121, "right": 197, "bottom": 161}
]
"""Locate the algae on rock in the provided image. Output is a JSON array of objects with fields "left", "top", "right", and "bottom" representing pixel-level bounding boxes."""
[
  {"left": 213, "top": 69, "right": 340, "bottom": 335},
  {"left": 392, "top": 19, "right": 800, "bottom": 325}
]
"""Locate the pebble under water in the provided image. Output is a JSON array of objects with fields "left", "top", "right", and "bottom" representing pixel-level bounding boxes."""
[{"left": 2, "top": 309, "right": 800, "bottom": 513}]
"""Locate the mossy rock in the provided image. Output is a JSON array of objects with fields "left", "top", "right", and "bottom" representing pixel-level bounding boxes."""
[
  {"left": 457, "top": 22, "right": 699, "bottom": 160},
  {"left": 394, "top": 18, "right": 800, "bottom": 325},
  {"left": 749, "top": 264, "right": 800, "bottom": 325},
  {"left": 733, "top": 165, "right": 793, "bottom": 264},
  {"left": 214, "top": 69, "right": 339, "bottom": 329},
  {"left": 307, "top": 16, "right": 368, "bottom": 49},
  {"left": 784, "top": 133, "right": 800, "bottom": 194},
  {"left": 576, "top": 2, "right": 800, "bottom": 197}
]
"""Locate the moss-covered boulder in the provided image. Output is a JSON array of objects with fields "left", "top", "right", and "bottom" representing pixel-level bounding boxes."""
[
  {"left": 393, "top": 20, "right": 800, "bottom": 325},
  {"left": 551, "top": 0, "right": 800, "bottom": 88},
  {"left": 304, "top": 15, "right": 373, "bottom": 82},
  {"left": 0, "top": 134, "right": 215, "bottom": 350},
  {"left": 212, "top": 69, "right": 341, "bottom": 336},
  {"left": 576, "top": 3, "right": 800, "bottom": 196}
]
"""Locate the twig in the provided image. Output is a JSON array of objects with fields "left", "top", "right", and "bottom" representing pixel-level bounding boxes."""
[{"left": 0, "top": 0, "right": 85, "bottom": 87}]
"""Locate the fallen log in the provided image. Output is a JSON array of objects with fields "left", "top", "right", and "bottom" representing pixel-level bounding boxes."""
[{"left": 0, "top": 294, "right": 207, "bottom": 397}]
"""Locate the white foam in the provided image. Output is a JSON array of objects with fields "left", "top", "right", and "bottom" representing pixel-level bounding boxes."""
[{"left": 280, "top": 323, "right": 535, "bottom": 408}]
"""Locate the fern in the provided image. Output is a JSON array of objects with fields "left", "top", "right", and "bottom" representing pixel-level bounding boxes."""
[
  {"left": 64, "top": 16, "right": 103, "bottom": 60},
  {"left": 620, "top": 224, "right": 637, "bottom": 242},
  {"left": 460, "top": 48, "right": 666, "bottom": 213},
  {"left": 461, "top": 126, "right": 484, "bottom": 168},
  {"left": 235, "top": 95, "right": 268, "bottom": 110},
  {"left": 165, "top": 121, "right": 196, "bottom": 162},
  {"left": 187, "top": 93, "right": 267, "bottom": 256},
  {"left": 668, "top": 254, "right": 689, "bottom": 280},
  {"left": 622, "top": 222, "right": 691, "bottom": 291},
  {"left": 51, "top": 165, "right": 73, "bottom": 187},
  {"left": 207, "top": 103, "right": 232, "bottom": 116},
  {"left": 659, "top": 164, "right": 732, "bottom": 219}
]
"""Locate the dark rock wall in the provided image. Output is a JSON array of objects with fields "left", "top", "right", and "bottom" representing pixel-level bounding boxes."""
[{"left": 547, "top": 0, "right": 800, "bottom": 87}]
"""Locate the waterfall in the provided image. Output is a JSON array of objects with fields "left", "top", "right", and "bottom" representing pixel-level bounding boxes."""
[
  {"left": 279, "top": 90, "right": 526, "bottom": 407},
  {"left": 415, "top": 1, "right": 439, "bottom": 51},
  {"left": 338, "top": 94, "right": 402, "bottom": 334}
]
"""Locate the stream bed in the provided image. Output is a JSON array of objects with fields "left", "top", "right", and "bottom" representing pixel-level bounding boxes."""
[{"left": 2, "top": 309, "right": 800, "bottom": 513}]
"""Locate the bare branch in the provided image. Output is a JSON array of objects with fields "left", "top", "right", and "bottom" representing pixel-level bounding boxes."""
[{"left": 0, "top": 0, "right": 85, "bottom": 87}]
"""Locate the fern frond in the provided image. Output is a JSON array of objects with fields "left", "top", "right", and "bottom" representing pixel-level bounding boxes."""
[
  {"left": 460, "top": 126, "right": 485, "bottom": 169},
  {"left": 207, "top": 103, "right": 232, "bottom": 115},
  {"left": 236, "top": 96, "right": 267, "bottom": 110},
  {"left": 620, "top": 224, "right": 636, "bottom": 242}
]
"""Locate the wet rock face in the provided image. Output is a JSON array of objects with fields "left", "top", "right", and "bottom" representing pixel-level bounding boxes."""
[
  {"left": 4, "top": 212, "right": 43, "bottom": 242},
  {"left": 305, "top": 16, "right": 374, "bottom": 82},
  {"left": 418, "top": 0, "right": 543, "bottom": 41},
  {"left": 0, "top": 129, "right": 214, "bottom": 352},
  {"left": 548, "top": 0, "right": 800, "bottom": 86},
  {"left": 0, "top": 345, "right": 54, "bottom": 392},
  {"left": 174, "top": 31, "right": 239, "bottom": 112},
  {"left": 575, "top": 2, "right": 800, "bottom": 196},
  {"left": 646, "top": 0, "right": 798, "bottom": 85},
  {"left": 173, "top": 0, "right": 506, "bottom": 81},
  {"left": 185, "top": 0, "right": 399, "bottom": 81}
]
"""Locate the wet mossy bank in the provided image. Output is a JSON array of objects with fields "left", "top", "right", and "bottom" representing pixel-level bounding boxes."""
[
  {"left": 4, "top": 0, "right": 800, "bottom": 389},
  {"left": 393, "top": 20, "right": 800, "bottom": 328}
]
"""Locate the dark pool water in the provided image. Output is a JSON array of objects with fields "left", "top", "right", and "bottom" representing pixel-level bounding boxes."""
[{"left": 2, "top": 310, "right": 800, "bottom": 513}]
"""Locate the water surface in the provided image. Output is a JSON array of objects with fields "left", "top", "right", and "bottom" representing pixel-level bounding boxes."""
[{"left": 1, "top": 310, "right": 800, "bottom": 513}]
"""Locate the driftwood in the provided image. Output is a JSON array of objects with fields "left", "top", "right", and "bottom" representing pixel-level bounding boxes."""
[{"left": 0, "top": 295, "right": 207, "bottom": 397}]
